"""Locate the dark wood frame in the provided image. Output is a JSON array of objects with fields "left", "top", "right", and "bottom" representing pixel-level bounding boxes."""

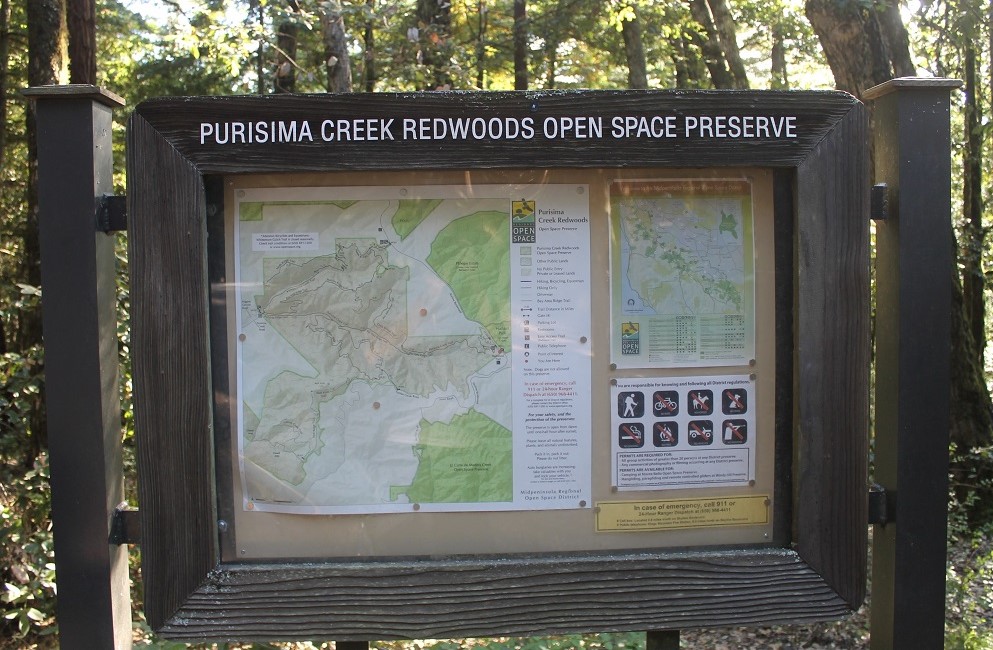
[{"left": 127, "top": 90, "right": 868, "bottom": 640}]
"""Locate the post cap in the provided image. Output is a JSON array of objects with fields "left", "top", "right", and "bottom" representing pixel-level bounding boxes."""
[{"left": 21, "top": 84, "right": 125, "bottom": 108}]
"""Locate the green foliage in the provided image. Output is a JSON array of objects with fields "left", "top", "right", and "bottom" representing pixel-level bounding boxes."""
[
  {"left": 0, "top": 453, "right": 56, "bottom": 642},
  {"left": 945, "top": 540, "right": 993, "bottom": 648},
  {"left": 948, "top": 442, "right": 993, "bottom": 539},
  {"left": 371, "top": 634, "right": 646, "bottom": 650}
]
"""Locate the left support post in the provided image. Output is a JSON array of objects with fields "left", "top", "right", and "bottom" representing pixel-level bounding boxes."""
[{"left": 22, "top": 85, "right": 130, "bottom": 649}]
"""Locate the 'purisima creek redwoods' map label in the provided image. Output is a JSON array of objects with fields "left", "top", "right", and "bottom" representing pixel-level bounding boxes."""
[
  {"left": 199, "top": 114, "right": 798, "bottom": 145},
  {"left": 234, "top": 184, "right": 591, "bottom": 515}
]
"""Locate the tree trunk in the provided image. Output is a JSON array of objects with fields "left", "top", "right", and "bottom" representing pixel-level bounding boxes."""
[
  {"left": 0, "top": 0, "right": 8, "bottom": 356},
  {"left": 804, "top": 0, "right": 891, "bottom": 96},
  {"left": 621, "top": 6, "right": 648, "bottom": 89},
  {"left": 274, "top": 8, "right": 299, "bottom": 93},
  {"left": 417, "top": 0, "right": 451, "bottom": 90},
  {"left": 513, "top": 0, "right": 527, "bottom": 90},
  {"left": 25, "top": 0, "right": 68, "bottom": 456},
  {"left": 475, "top": 0, "right": 486, "bottom": 88},
  {"left": 770, "top": 24, "right": 788, "bottom": 89},
  {"left": 962, "top": 44, "right": 984, "bottom": 357},
  {"left": 0, "top": 0, "right": 9, "bottom": 181},
  {"left": 706, "top": 0, "right": 748, "bottom": 88},
  {"left": 321, "top": 0, "right": 352, "bottom": 93},
  {"left": 66, "top": 0, "right": 95, "bottom": 84},
  {"left": 251, "top": 0, "right": 265, "bottom": 94},
  {"left": 877, "top": 0, "right": 915, "bottom": 77},
  {"left": 364, "top": 0, "right": 375, "bottom": 92},
  {"left": 674, "top": 32, "right": 706, "bottom": 88},
  {"left": 687, "top": 0, "right": 733, "bottom": 88}
]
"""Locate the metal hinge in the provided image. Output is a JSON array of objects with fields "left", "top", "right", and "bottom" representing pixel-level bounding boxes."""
[
  {"left": 868, "top": 483, "right": 893, "bottom": 526},
  {"left": 109, "top": 504, "right": 140, "bottom": 545},
  {"left": 96, "top": 194, "right": 127, "bottom": 233},
  {"left": 871, "top": 183, "right": 889, "bottom": 222}
]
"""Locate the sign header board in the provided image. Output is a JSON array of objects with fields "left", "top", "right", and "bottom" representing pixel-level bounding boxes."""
[{"left": 128, "top": 89, "right": 868, "bottom": 640}]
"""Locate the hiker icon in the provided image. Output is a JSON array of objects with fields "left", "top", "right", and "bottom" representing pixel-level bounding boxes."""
[{"left": 618, "top": 391, "right": 644, "bottom": 418}]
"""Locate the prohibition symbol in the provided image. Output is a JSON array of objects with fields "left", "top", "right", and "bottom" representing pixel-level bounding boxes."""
[
  {"left": 688, "top": 420, "right": 714, "bottom": 445},
  {"left": 687, "top": 389, "right": 714, "bottom": 416},
  {"left": 722, "top": 388, "right": 748, "bottom": 415},
  {"left": 722, "top": 419, "right": 748, "bottom": 444},
  {"left": 618, "top": 423, "right": 645, "bottom": 448},
  {"left": 653, "top": 390, "right": 679, "bottom": 417},
  {"left": 653, "top": 421, "right": 679, "bottom": 447}
]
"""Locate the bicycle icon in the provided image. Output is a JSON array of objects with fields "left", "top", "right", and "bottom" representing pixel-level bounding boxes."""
[{"left": 652, "top": 390, "right": 679, "bottom": 417}]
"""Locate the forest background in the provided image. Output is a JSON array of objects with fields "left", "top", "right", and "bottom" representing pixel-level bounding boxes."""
[{"left": 1, "top": 0, "right": 993, "bottom": 647}]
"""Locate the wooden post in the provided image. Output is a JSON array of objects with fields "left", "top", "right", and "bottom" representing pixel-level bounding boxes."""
[
  {"left": 21, "top": 84, "right": 130, "bottom": 649},
  {"left": 646, "top": 630, "right": 679, "bottom": 650},
  {"left": 864, "top": 77, "right": 960, "bottom": 650}
]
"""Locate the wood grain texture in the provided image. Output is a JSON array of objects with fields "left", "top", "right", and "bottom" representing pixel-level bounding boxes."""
[
  {"left": 795, "top": 103, "right": 870, "bottom": 608},
  {"left": 159, "top": 550, "right": 849, "bottom": 641},
  {"left": 127, "top": 89, "right": 869, "bottom": 638},
  {"left": 127, "top": 113, "right": 218, "bottom": 629},
  {"left": 135, "top": 90, "right": 856, "bottom": 172}
]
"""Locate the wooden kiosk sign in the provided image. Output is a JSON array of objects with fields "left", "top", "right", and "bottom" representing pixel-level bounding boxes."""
[{"left": 127, "top": 90, "right": 868, "bottom": 640}]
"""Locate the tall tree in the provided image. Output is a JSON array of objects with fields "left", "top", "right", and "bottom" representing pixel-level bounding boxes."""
[
  {"left": 770, "top": 23, "right": 788, "bottom": 88},
  {"left": 364, "top": 0, "right": 376, "bottom": 91},
  {"left": 706, "top": 0, "right": 748, "bottom": 87},
  {"left": 417, "top": 0, "right": 452, "bottom": 90},
  {"left": 804, "top": 0, "right": 894, "bottom": 95},
  {"left": 513, "top": 0, "right": 527, "bottom": 89},
  {"left": 620, "top": 4, "right": 648, "bottom": 89},
  {"left": 962, "top": 42, "right": 984, "bottom": 355},
  {"left": 687, "top": 0, "right": 734, "bottom": 88},
  {"left": 24, "top": 0, "right": 68, "bottom": 455},
  {"left": 66, "top": 0, "right": 95, "bottom": 84},
  {"left": 321, "top": 0, "right": 352, "bottom": 92},
  {"left": 274, "top": 0, "right": 302, "bottom": 93}
]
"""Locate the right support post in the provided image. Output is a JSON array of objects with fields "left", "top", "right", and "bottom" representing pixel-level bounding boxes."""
[{"left": 865, "top": 77, "right": 960, "bottom": 650}]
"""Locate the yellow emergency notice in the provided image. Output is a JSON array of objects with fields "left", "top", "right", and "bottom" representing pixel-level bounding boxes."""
[{"left": 595, "top": 495, "right": 769, "bottom": 532}]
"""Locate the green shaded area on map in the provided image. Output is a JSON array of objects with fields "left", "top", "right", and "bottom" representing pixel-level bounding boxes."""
[
  {"left": 239, "top": 200, "right": 358, "bottom": 222},
  {"left": 390, "top": 409, "right": 512, "bottom": 503},
  {"left": 240, "top": 202, "right": 263, "bottom": 221},
  {"left": 719, "top": 211, "right": 739, "bottom": 239},
  {"left": 426, "top": 210, "right": 511, "bottom": 350},
  {"left": 392, "top": 198, "right": 443, "bottom": 240}
]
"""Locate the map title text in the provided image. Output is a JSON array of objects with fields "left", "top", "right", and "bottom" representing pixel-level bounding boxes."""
[{"left": 199, "top": 114, "right": 799, "bottom": 146}]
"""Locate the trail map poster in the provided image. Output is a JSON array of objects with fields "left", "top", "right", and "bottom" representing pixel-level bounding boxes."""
[
  {"left": 609, "top": 179, "right": 756, "bottom": 368},
  {"left": 233, "top": 184, "right": 591, "bottom": 515}
]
